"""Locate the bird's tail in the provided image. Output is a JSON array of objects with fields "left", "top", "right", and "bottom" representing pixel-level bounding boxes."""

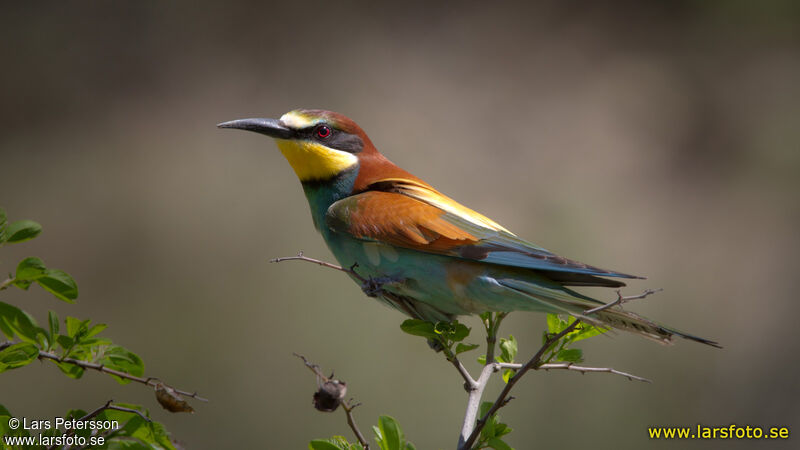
[
  {"left": 496, "top": 278, "right": 721, "bottom": 348},
  {"left": 589, "top": 308, "right": 721, "bottom": 348}
]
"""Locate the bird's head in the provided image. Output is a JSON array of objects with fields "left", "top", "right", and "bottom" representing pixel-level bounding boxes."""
[{"left": 218, "top": 109, "right": 374, "bottom": 183}]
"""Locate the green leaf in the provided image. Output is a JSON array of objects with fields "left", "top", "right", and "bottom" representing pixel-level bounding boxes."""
[
  {"left": 37, "top": 269, "right": 78, "bottom": 303},
  {"left": 0, "top": 413, "right": 30, "bottom": 438},
  {"left": 567, "top": 323, "right": 609, "bottom": 343},
  {"left": 100, "top": 345, "right": 145, "bottom": 383},
  {"left": 372, "top": 425, "right": 383, "bottom": 448},
  {"left": 103, "top": 405, "right": 173, "bottom": 450},
  {"left": 52, "top": 359, "right": 85, "bottom": 378},
  {"left": 455, "top": 343, "right": 480, "bottom": 355},
  {"left": 502, "top": 369, "right": 514, "bottom": 384},
  {"left": 66, "top": 316, "right": 89, "bottom": 339},
  {"left": 308, "top": 436, "right": 361, "bottom": 450},
  {"left": 56, "top": 334, "right": 73, "bottom": 350},
  {"left": 377, "top": 415, "right": 403, "bottom": 450},
  {"left": 11, "top": 279, "right": 33, "bottom": 290},
  {"left": 546, "top": 314, "right": 568, "bottom": 334},
  {"left": 478, "top": 402, "right": 497, "bottom": 439},
  {"left": 10, "top": 259, "right": 78, "bottom": 303},
  {"left": 556, "top": 348, "right": 583, "bottom": 363},
  {"left": 309, "top": 440, "right": 347, "bottom": 450},
  {"left": 6, "top": 220, "right": 42, "bottom": 244},
  {"left": 494, "top": 423, "right": 512, "bottom": 438},
  {"left": 0, "top": 301, "right": 43, "bottom": 344},
  {"left": 487, "top": 437, "right": 513, "bottom": 450},
  {"left": 400, "top": 320, "right": 437, "bottom": 340},
  {"left": 433, "top": 321, "right": 454, "bottom": 335},
  {"left": 499, "top": 335, "right": 517, "bottom": 362},
  {"left": 481, "top": 414, "right": 497, "bottom": 440},
  {"left": 477, "top": 354, "right": 486, "bottom": 365},
  {"left": 405, "top": 443, "right": 416, "bottom": 450},
  {"left": 15, "top": 257, "right": 48, "bottom": 281},
  {"left": 87, "top": 323, "right": 108, "bottom": 338},
  {"left": 432, "top": 320, "right": 470, "bottom": 342},
  {"left": 0, "top": 342, "right": 39, "bottom": 372},
  {"left": 450, "top": 322, "right": 470, "bottom": 342},
  {"left": 48, "top": 311, "right": 59, "bottom": 345}
]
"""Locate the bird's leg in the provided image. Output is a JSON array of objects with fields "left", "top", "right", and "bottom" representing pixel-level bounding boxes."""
[
  {"left": 359, "top": 276, "right": 405, "bottom": 297},
  {"left": 347, "top": 262, "right": 406, "bottom": 298}
]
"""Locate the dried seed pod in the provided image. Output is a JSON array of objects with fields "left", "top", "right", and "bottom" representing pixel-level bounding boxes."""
[
  {"left": 312, "top": 379, "right": 347, "bottom": 412},
  {"left": 155, "top": 383, "right": 195, "bottom": 413}
]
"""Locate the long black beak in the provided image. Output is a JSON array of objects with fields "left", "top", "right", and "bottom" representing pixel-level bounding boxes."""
[{"left": 217, "top": 118, "right": 294, "bottom": 139}]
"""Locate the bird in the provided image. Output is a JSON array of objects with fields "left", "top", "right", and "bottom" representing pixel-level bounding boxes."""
[{"left": 218, "top": 109, "right": 719, "bottom": 347}]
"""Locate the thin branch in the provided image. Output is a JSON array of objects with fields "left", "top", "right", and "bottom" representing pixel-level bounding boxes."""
[
  {"left": 342, "top": 401, "right": 370, "bottom": 450},
  {"left": 77, "top": 399, "right": 151, "bottom": 424},
  {"left": 294, "top": 352, "right": 331, "bottom": 381},
  {"left": 451, "top": 356, "right": 478, "bottom": 390},
  {"left": 48, "top": 399, "right": 151, "bottom": 450},
  {"left": 439, "top": 346, "right": 477, "bottom": 390},
  {"left": 271, "top": 251, "right": 368, "bottom": 283},
  {"left": 36, "top": 349, "right": 208, "bottom": 402},
  {"left": 458, "top": 363, "right": 496, "bottom": 446},
  {"left": 483, "top": 312, "right": 507, "bottom": 365},
  {"left": 460, "top": 289, "right": 658, "bottom": 449},
  {"left": 497, "top": 362, "right": 651, "bottom": 383},
  {"left": 273, "top": 251, "right": 406, "bottom": 300},
  {"left": 484, "top": 315, "right": 496, "bottom": 365},
  {"left": 295, "top": 353, "right": 370, "bottom": 449},
  {"left": 455, "top": 312, "right": 506, "bottom": 448}
]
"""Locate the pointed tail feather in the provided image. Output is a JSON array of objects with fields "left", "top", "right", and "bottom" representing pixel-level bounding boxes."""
[
  {"left": 496, "top": 278, "right": 721, "bottom": 348},
  {"left": 592, "top": 309, "right": 722, "bottom": 348}
]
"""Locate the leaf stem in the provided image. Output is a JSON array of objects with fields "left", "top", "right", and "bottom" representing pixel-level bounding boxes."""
[{"left": 0, "top": 277, "right": 15, "bottom": 292}]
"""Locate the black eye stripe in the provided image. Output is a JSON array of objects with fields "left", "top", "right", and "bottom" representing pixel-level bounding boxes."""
[{"left": 298, "top": 124, "right": 364, "bottom": 153}]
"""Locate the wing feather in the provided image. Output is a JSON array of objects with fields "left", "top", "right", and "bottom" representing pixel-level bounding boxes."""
[{"left": 325, "top": 180, "right": 642, "bottom": 284}]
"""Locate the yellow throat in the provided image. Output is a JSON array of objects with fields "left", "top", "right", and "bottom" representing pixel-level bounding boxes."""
[{"left": 275, "top": 139, "right": 358, "bottom": 182}]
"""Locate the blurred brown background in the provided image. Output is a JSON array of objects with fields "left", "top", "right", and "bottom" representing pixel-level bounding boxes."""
[{"left": 1, "top": 1, "right": 798, "bottom": 449}]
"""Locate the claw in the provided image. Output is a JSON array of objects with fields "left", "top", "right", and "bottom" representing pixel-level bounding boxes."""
[{"left": 359, "top": 275, "right": 406, "bottom": 297}]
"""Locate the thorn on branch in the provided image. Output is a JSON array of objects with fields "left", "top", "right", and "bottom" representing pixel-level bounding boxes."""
[
  {"left": 348, "top": 400, "right": 362, "bottom": 409},
  {"left": 500, "top": 396, "right": 515, "bottom": 407}
]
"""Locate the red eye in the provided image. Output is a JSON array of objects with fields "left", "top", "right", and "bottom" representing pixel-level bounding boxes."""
[{"left": 316, "top": 125, "right": 332, "bottom": 139}]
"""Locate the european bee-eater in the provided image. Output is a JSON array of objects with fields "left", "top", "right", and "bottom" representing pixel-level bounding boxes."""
[{"left": 219, "top": 109, "right": 718, "bottom": 347}]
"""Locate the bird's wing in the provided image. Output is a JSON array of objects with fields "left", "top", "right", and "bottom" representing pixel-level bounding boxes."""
[{"left": 325, "top": 179, "right": 642, "bottom": 283}]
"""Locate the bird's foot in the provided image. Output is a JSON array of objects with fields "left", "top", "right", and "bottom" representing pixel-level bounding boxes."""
[
  {"left": 360, "top": 276, "right": 404, "bottom": 297},
  {"left": 349, "top": 262, "right": 406, "bottom": 297}
]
